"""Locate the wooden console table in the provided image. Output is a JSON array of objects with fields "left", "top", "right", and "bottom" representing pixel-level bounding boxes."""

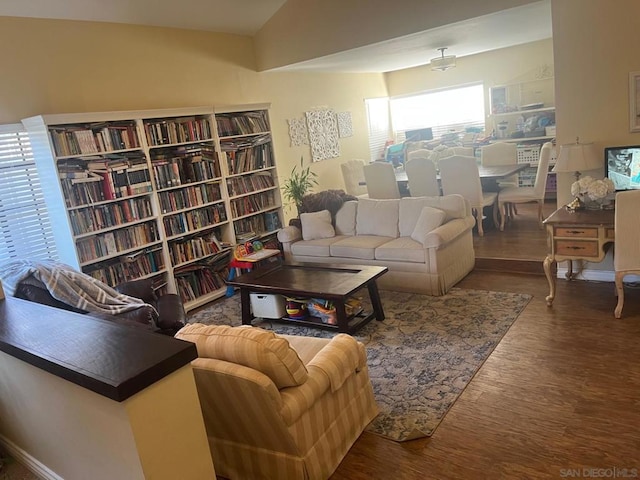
[{"left": 542, "top": 207, "right": 615, "bottom": 306}]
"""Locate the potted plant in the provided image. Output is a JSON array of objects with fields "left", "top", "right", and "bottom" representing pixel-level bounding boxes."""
[{"left": 281, "top": 156, "right": 318, "bottom": 216}]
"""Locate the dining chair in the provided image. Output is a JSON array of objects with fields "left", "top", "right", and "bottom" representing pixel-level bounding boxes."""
[
  {"left": 340, "top": 159, "right": 368, "bottom": 197},
  {"left": 496, "top": 142, "right": 553, "bottom": 231},
  {"left": 451, "top": 146, "right": 474, "bottom": 156},
  {"left": 439, "top": 155, "right": 498, "bottom": 236},
  {"left": 404, "top": 154, "right": 440, "bottom": 197},
  {"left": 614, "top": 190, "right": 640, "bottom": 318},
  {"left": 481, "top": 142, "right": 518, "bottom": 187},
  {"left": 362, "top": 162, "right": 401, "bottom": 199}
]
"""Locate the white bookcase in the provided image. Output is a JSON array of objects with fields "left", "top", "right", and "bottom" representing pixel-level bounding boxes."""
[{"left": 23, "top": 104, "right": 283, "bottom": 312}]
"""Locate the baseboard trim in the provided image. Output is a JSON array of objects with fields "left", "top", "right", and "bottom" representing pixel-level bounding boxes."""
[{"left": 0, "top": 433, "right": 63, "bottom": 480}]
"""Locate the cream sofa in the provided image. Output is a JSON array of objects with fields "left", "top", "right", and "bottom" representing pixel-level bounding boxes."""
[
  {"left": 277, "top": 195, "right": 476, "bottom": 296},
  {"left": 176, "top": 323, "right": 378, "bottom": 480}
]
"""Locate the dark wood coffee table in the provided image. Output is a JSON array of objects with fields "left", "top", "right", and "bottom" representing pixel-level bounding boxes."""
[{"left": 226, "top": 262, "right": 388, "bottom": 334}]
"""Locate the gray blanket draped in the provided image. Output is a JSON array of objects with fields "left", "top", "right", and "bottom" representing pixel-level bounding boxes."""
[{"left": 0, "top": 259, "right": 155, "bottom": 316}]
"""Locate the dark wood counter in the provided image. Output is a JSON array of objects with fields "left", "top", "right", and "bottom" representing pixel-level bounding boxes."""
[{"left": 0, "top": 296, "right": 196, "bottom": 401}]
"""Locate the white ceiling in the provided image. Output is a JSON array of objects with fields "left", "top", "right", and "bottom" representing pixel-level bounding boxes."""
[{"left": 0, "top": 0, "right": 552, "bottom": 73}]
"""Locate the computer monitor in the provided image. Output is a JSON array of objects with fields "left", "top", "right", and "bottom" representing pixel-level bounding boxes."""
[
  {"left": 604, "top": 145, "right": 640, "bottom": 191},
  {"left": 404, "top": 127, "right": 433, "bottom": 142}
]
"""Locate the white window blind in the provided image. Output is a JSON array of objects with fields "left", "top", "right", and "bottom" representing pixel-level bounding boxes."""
[
  {"left": 0, "top": 124, "right": 58, "bottom": 262},
  {"left": 365, "top": 97, "right": 391, "bottom": 162},
  {"left": 390, "top": 84, "right": 485, "bottom": 142}
]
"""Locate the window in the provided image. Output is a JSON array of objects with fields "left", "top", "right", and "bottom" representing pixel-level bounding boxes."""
[
  {"left": 390, "top": 83, "right": 485, "bottom": 141},
  {"left": 365, "top": 97, "right": 392, "bottom": 162},
  {"left": 0, "top": 124, "right": 58, "bottom": 262}
]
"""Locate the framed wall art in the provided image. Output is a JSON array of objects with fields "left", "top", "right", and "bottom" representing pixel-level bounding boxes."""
[{"left": 629, "top": 71, "right": 640, "bottom": 132}]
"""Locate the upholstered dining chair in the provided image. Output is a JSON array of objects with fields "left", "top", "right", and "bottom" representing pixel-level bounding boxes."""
[
  {"left": 451, "top": 146, "right": 474, "bottom": 156},
  {"left": 405, "top": 151, "right": 440, "bottom": 197},
  {"left": 439, "top": 155, "right": 498, "bottom": 236},
  {"left": 362, "top": 161, "right": 401, "bottom": 199},
  {"left": 340, "top": 159, "right": 368, "bottom": 197},
  {"left": 481, "top": 141, "right": 518, "bottom": 187},
  {"left": 614, "top": 190, "right": 640, "bottom": 318},
  {"left": 496, "top": 141, "right": 553, "bottom": 231}
]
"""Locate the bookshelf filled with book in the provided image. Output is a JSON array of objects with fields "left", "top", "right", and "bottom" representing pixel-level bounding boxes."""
[
  {"left": 23, "top": 104, "right": 284, "bottom": 312},
  {"left": 216, "top": 107, "right": 283, "bottom": 245}
]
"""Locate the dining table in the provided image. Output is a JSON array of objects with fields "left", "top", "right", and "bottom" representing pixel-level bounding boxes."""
[{"left": 393, "top": 162, "right": 531, "bottom": 194}]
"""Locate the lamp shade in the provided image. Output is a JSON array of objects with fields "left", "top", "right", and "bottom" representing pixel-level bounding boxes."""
[
  {"left": 552, "top": 139, "right": 600, "bottom": 174},
  {"left": 430, "top": 48, "right": 456, "bottom": 71}
]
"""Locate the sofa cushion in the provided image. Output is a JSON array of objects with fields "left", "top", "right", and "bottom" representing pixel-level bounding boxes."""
[
  {"left": 411, "top": 206, "right": 447, "bottom": 246},
  {"left": 356, "top": 198, "right": 399, "bottom": 238},
  {"left": 300, "top": 209, "right": 335, "bottom": 241},
  {"left": 330, "top": 235, "right": 393, "bottom": 260},
  {"left": 374, "top": 237, "right": 426, "bottom": 263},
  {"left": 399, "top": 195, "right": 467, "bottom": 236},
  {"left": 290, "top": 236, "right": 347, "bottom": 257},
  {"left": 175, "top": 324, "right": 308, "bottom": 389},
  {"left": 335, "top": 200, "right": 357, "bottom": 236}
]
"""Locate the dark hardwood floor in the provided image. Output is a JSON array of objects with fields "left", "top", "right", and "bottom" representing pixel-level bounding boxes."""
[{"left": 333, "top": 201, "right": 640, "bottom": 479}]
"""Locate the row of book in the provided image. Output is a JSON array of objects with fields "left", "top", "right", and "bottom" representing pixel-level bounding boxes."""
[
  {"left": 216, "top": 111, "right": 269, "bottom": 137},
  {"left": 68, "top": 197, "right": 154, "bottom": 236},
  {"left": 50, "top": 122, "right": 140, "bottom": 157},
  {"left": 234, "top": 214, "right": 268, "bottom": 238},
  {"left": 163, "top": 204, "right": 227, "bottom": 237},
  {"left": 230, "top": 191, "right": 276, "bottom": 218},
  {"left": 151, "top": 146, "right": 220, "bottom": 189},
  {"left": 76, "top": 221, "right": 159, "bottom": 263},
  {"left": 168, "top": 231, "right": 223, "bottom": 266},
  {"left": 157, "top": 182, "right": 222, "bottom": 214},
  {"left": 59, "top": 168, "right": 152, "bottom": 206},
  {"left": 84, "top": 249, "right": 165, "bottom": 285},
  {"left": 226, "top": 171, "right": 275, "bottom": 197},
  {"left": 223, "top": 144, "right": 274, "bottom": 175},
  {"left": 144, "top": 117, "right": 212, "bottom": 146},
  {"left": 175, "top": 268, "right": 228, "bottom": 303},
  {"left": 174, "top": 250, "right": 232, "bottom": 303}
]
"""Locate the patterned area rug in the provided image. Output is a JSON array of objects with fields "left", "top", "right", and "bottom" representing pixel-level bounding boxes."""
[{"left": 188, "top": 288, "right": 531, "bottom": 442}]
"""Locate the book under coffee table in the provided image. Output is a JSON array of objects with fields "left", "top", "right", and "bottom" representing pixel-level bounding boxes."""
[{"left": 226, "top": 262, "right": 388, "bottom": 334}]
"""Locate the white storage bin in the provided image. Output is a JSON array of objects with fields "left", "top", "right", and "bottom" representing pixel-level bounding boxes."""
[{"left": 250, "top": 293, "right": 286, "bottom": 319}]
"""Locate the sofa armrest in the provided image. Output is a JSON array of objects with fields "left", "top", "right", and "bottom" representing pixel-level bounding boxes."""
[
  {"left": 307, "top": 334, "right": 365, "bottom": 392},
  {"left": 277, "top": 225, "right": 302, "bottom": 244},
  {"left": 115, "top": 278, "right": 157, "bottom": 304},
  {"left": 423, "top": 216, "right": 475, "bottom": 249}
]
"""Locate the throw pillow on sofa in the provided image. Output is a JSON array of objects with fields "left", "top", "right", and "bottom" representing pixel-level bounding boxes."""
[
  {"left": 410, "top": 206, "right": 447, "bottom": 246},
  {"left": 356, "top": 198, "right": 399, "bottom": 238},
  {"left": 300, "top": 210, "right": 336, "bottom": 241}
]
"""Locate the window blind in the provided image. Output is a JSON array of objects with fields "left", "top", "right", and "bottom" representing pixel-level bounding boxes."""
[
  {"left": 365, "top": 97, "right": 391, "bottom": 162},
  {"left": 390, "top": 84, "right": 485, "bottom": 143},
  {"left": 0, "top": 124, "right": 58, "bottom": 262}
]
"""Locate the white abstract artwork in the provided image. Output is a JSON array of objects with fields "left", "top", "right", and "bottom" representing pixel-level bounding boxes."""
[
  {"left": 305, "top": 108, "right": 340, "bottom": 162},
  {"left": 337, "top": 111, "right": 353, "bottom": 138},
  {"left": 287, "top": 117, "right": 309, "bottom": 146}
]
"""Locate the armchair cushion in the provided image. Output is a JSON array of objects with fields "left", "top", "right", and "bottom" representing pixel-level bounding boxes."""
[{"left": 176, "top": 324, "right": 308, "bottom": 389}]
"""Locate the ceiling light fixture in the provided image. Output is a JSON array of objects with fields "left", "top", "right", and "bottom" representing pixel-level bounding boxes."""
[{"left": 430, "top": 47, "right": 456, "bottom": 71}]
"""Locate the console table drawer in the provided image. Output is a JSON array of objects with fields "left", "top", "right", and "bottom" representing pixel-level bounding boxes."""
[
  {"left": 555, "top": 227, "right": 598, "bottom": 238},
  {"left": 555, "top": 240, "right": 599, "bottom": 257}
]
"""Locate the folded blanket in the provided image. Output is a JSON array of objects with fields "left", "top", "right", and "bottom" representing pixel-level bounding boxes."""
[{"left": 0, "top": 259, "right": 155, "bottom": 317}]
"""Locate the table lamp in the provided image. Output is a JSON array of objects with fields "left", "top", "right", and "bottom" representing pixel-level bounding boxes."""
[
  {"left": 553, "top": 137, "right": 601, "bottom": 211},
  {"left": 552, "top": 137, "right": 600, "bottom": 181}
]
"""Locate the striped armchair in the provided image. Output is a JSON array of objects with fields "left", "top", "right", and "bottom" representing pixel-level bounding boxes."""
[{"left": 175, "top": 324, "right": 379, "bottom": 480}]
